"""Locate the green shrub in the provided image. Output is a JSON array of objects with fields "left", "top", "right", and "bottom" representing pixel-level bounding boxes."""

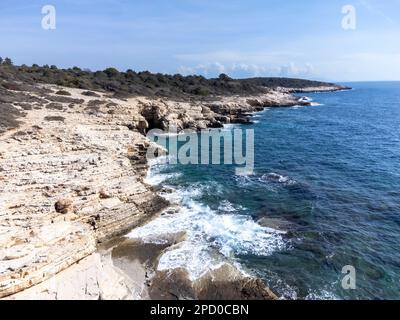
[
  {"left": 55, "top": 89, "right": 71, "bottom": 96},
  {"left": 3, "top": 58, "right": 13, "bottom": 66},
  {"left": 82, "top": 90, "right": 100, "bottom": 97},
  {"left": 44, "top": 116, "right": 65, "bottom": 122},
  {"left": 0, "top": 59, "right": 338, "bottom": 99},
  {"left": 104, "top": 68, "right": 119, "bottom": 77}
]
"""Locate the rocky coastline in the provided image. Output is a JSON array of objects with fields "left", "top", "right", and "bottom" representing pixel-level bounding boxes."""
[{"left": 0, "top": 79, "right": 347, "bottom": 299}]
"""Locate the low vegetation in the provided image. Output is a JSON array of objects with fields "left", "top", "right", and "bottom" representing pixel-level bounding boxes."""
[
  {"left": 44, "top": 116, "right": 65, "bottom": 122},
  {"left": 0, "top": 57, "right": 337, "bottom": 99},
  {"left": 0, "top": 103, "right": 24, "bottom": 133},
  {"left": 55, "top": 89, "right": 72, "bottom": 96}
]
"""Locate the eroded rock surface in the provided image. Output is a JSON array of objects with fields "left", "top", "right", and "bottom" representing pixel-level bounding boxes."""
[
  {"left": 149, "top": 264, "right": 278, "bottom": 300},
  {"left": 0, "top": 85, "right": 168, "bottom": 298}
]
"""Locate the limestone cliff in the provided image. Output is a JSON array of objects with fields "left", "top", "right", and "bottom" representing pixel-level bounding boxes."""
[{"left": 0, "top": 85, "right": 169, "bottom": 298}]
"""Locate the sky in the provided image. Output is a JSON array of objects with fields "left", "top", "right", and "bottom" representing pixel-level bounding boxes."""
[{"left": 0, "top": 0, "right": 399, "bottom": 81}]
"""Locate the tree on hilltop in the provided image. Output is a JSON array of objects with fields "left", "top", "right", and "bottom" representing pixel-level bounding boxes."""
[
  {"left": 3, "top": 57, "right": 13, "bottom": 66},
  {"left": 218, "top": 73, "right": 232, "bottom": 81}
]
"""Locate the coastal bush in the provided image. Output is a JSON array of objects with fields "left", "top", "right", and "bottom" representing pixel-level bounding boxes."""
[
  {"left": 2, "top": 82, "right": 23, "bottom": 91},
  {"left": 84, "top": 105, "right": 101, "bottom": 115},
  {"left": 46, "top": 95, "right": 84, "bottom": 104},
  {"left": 87, "top": 99, "right": 106, "bottom": 107},
  {"left": 44, "top": 116, "right": 65, "bottom": 122},
  {"left": 0, "top": 103, "right": 24, "bottom": 132},
  {"left": 55, "top": 89, "right": 71, "bottom": 96},
  {"left": 45, "top": 103, "right": 64, "bottom": 110},
  {"left": 0, "top": 61, "right": 337, "bottom": 99},
  {"left": 104, "top": 68, "right": 120, "bottom": 77},
  {"left": 190, "top": 86, "right": 210, "bottom": 96},
  {"left": 2, "top": 58, "right": 13, "bottom": 66},
  {"left": 16, "top": 103, "right": 33, "bottom": 110},
  {"left": 82, "top": 90, "right": 101, "bottom": 97}
]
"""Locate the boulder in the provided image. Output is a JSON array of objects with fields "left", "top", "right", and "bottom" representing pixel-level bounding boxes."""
[{"left": 55, "top": 198, "right": 73, "bottom": 214}]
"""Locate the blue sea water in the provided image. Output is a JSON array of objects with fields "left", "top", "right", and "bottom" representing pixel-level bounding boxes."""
[{"left": 136, "top": 82, "right": 400, "bottom": 299}]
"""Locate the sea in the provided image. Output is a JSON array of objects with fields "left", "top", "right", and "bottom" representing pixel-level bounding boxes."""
[{"left": 127, "top": 81, "right": 400, "bottom": 300}]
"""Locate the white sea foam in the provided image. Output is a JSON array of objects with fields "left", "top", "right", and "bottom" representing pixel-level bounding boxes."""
[
  {"left": 234, "top": 174, "right": 254, "bottom": 187},
  {"left": 223, "top": 123, "right": 242, "bottom": 130},
  {"left": 305, "top": 289, "right": 339, "bottom": 300},
  {"left": 218, "top": 200, "right": 244, "bottom": 213},
  {"left": 291, "top": 105, "right": 304, "bottom": 109},
  {"left": 147, "top": 155, "right": 169, "bottom": 167},
  {"left": 292, "top": 96, "right": 324, "bottom": 108},
  {"left": 144, "top": 155, "right": 180, "bottom": 185},
  {"left": 137, "top": 154, "right": 287, "bottom": 280},
  {"left": 310, "top": 102, "right": 324, "bottom": 106},
  {"left": 144, "top": 172, "right": 182, "bottom": 185},
  {"left": 299, "top": 96, "right": 313, "bottom": 103},
  {"left": 260, "top": 172, "right": 297, "bottom": 186},
  {"left": 161, "top": 184, "right": 204, "bottom": 204},
  {"left": 127, "top": 185, "right": 286, "bottom": 280}
]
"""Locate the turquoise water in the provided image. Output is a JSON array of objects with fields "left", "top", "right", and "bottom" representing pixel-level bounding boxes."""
[{"left": 143, "top": 82, "right": 400, "bottom": 299}]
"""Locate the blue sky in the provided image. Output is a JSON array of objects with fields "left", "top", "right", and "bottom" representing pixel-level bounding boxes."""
[{"left": 0, "top": 0, "right": 399, "bottom": 81}]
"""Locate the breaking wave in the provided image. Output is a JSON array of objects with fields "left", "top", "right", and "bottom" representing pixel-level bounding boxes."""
[
  {"left": 259, "top": 172, "right": 297, "bottom": 186},
  {"left": 128, "top": 162, "right": 287, "bottom": 280}
]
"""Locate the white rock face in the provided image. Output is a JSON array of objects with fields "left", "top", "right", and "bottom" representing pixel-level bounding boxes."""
[
  {"left": 0, "top": 86, "right": 167, "bottom": 299},
  {"left": 5, "top": 252, "right": 137, "bottom": 300}
]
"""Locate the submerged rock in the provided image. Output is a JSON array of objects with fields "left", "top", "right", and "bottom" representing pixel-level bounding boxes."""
[{"left": 148, "top": 264, "right": 277, "bottom": 300}]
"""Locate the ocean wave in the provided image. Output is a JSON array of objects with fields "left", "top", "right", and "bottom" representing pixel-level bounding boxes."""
[
  {"left": 139, "top": 157, "right": 287, "bottom": 280},
  {"left": 259, "top": 172, "right": 297, "bottom": 186},
  {"left": 299, "top": 96, "right": 313, "bottom": 103},
  {"left": 161, "top": 184, "right": 204, "bottom": 204},
  {"left": 305, "top": 289, "right": 340, "bottom": 300},
  {"left": 157, "top": 243, "right": 226, "bottom": 279},
  {"left": 144, "top": 172, "right": 182, "bottom": 185},
  {"left": 127, "top": 192, "right": 286, "bottom": 280},
  {"left": 234, "top": 174, "right": 276, "bottom": 192},
  {"left": 234, "top": 174, "right": 254, "bottom": 187},
  {"left": 144, "top": 155, "right": 180, "bottom": 185},
  {"left": 223, "top": 123, "right": 242, "bottom": 130},
  {"left": 145, "top": 156, "right": 168, "bottom": 176},
  {"left": 217, "top": 200, "right": 244, "bottom": 213}
]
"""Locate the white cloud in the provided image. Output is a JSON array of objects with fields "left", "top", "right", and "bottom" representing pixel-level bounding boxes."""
[
  {"left": 279, "top": 62, "right": 315, "bottom": 77},
  {"left": 178, "top": 62, "right": 226, "bottom": 77},
  {"left": 178, "top": 60, "right": 315, "bottom": 78},
  {"left": 176, "top": 50, "right": 316, "bottom": 78}
]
